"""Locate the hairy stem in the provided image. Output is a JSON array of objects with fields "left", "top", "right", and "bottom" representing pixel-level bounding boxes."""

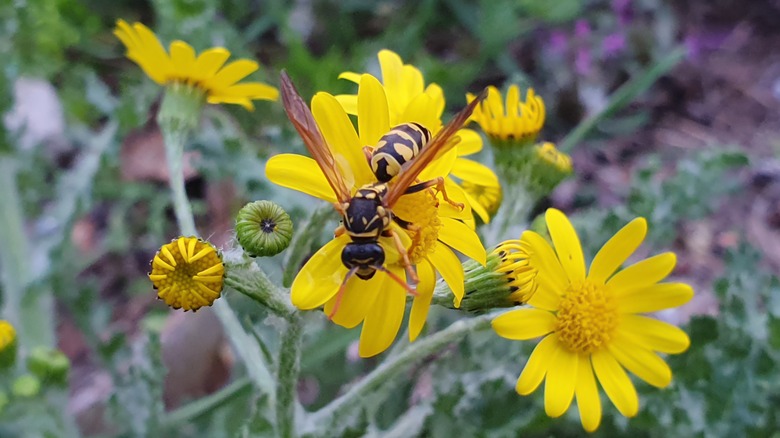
[
  {"left": 307, "top": 312, "right": 498, "bottom": 431},
  {"left": 163, "top": 377, "right": 253, "bottom": 427},
  {"left": 276, "top": 312, "right": 304, "bottom": 438}
]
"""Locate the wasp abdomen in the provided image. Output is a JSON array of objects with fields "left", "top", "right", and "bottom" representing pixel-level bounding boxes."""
[{"left": 370, "top": 122, "right": 432, "bottom": 182}]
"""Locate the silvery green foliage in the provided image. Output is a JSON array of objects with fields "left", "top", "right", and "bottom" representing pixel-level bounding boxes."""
[{"left": 109, "top": 334, "right": 166, "bottom": 437}]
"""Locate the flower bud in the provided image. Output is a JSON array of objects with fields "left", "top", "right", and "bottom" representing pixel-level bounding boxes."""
[
  {"left": 0, "top": 320, "right": 16, "bottom": 369},
  {"left": 12, "top": 374, "right": 41, "bottom": 398},
  {"left": 26, "top": 347, "right": 70, "bottom": 386},
  {"left": 236, "top": 200, "right": 293, "bottom": 257},
  {"left": 149, "top": 236, "right": 225, "bottom": 311}
]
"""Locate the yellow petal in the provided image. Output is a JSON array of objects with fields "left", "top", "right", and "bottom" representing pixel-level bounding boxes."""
[
  {"left": 588, "top": 218, "right": 647, "bottom": 284},
  {"left": 544, "top": 344, "right": 578, "bottom": 418},
  {"left": 358, "top": 74, "right": 390, "bottom": 146},
  {"left": 131, "top": 22, "right": 174, "bottom": 84},
  {"left": 400, "top": 92, "right": 440, "bottom": 133},
  {"left": 620, "top": 314, "right": 691, "bottom": 353},
  {"left": 358, "top": 265, "right": 407, "bottom": 357},
  {"left": 609, "top": 333, "right": 672, "bottom": 388},
  {"left": 312, "top": 92, "right": 373, "bottom": 188},
  {"left": 338, "top": 71, "right": 361, "bottom": 84},
  {"left": 400, "top": 64, "right": 425, "bottom": 105},
  {"left": 506, "top": 85, "right": 520, "bottom": 119},
  {"left": 291, "top": 236, "right": 349, "bottom": 309},
  {"left": 454, "top": 128, "right": 483, "bottom": 156},
  {"left": 437, "top": 217, "right": 486, "bottom": 265},
  {"left": 574, "top": 357, "right": 602, "bottom": 432},
  {"left": 591, "top": 350, "right": 638, "bottom": 417},
  {"left": 545, "top": 208, "right": 586, "bottom": 282},
  {"left": 607, "top": 252, "right": 677, "bottom": 292},
  {"left": 192, "top": 48, "right": 231, "bottom": 81},
  {"left": 522, "top": 231, "right": 567, "bottom": 304},
  {"left": 461, "top": 189, "right": 490, "bottom": 224},
  {"left": 169, "top": 40, "right": 196, "bottom": 76},
  {"left": 450, "top": 158, "right": 500, "bottom": 188},
  {"left": 213, "top": 83, "right": 278, "bottom": 101},
  {"left": 324, "top": 269, "right": 383, "bottom": 328},
  {"left": 427, "top": 245, "right": 464, "bottom": 307},
  {"left": 206, "top": 59, "right": 259, "bottom": 90},
  {"left": 378, "top": 49, "right": 404, "bottom": 99},
  {"left": 515, "top": 334, "right": 557, "bottom": 395},
  {"left": 616, "top": 282, "right": 694, "bottom": 314},
  {"left": 334, "top": 94, "right": 358, "bottom": 115},
  {"left": 423, "top": 83, "right": 445, "bottom": 120},
  {"left": 409, "top": 259, "right": 435, "bottom": 341},
  {"left": 206, "top": 95, "right": 255, "bottom": 110},
  {"left": 418, "top": 145, "right": 457, "bottom": 182},
  {"left": 265, "top": 154, "right": 338, "bottom": 203},
  {"left": 491, "top": 308, "right": 555, "bottom": 340}
]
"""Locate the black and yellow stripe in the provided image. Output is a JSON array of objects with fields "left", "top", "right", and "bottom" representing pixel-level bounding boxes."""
[{"left": 370, "top": 122, "right": 432, "bottom": 182}]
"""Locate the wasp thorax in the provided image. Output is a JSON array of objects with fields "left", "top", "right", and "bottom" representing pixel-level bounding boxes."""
[{"left": 342, "top": 242, "right": 385, "bottom": 279}]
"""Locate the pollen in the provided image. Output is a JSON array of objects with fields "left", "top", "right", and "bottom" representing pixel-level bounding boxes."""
[
  {"left": 393, "top": 190, "right": 441, "bottom": 265},
  {"left": 149, "top": 236, "right": 225, "bottom": 311},
  {"left": 555, "top": 280, "right": 619, "bottom": 354}
]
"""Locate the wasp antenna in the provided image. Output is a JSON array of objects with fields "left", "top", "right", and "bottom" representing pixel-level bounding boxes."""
[
  {"left": 375, "top": 265, "right": 418, "bottom": 297},
  {"left": 328, "top": 267, "right": 359, "bottom": 320}
]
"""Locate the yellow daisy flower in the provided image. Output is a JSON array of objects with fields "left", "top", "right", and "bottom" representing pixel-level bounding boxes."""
[
  {"left": 459, "top": 180, "right": 502, "bottom": 219},
  {"left": 266, "top": 75, "right": 486, "bottom": 357},
  {"left": 114, "top": 20, "right": 278, "bottom": 110},
  {"left": 491, "top": 209, "right": 693, "bottom": 432},
  {"left": 336, "top": 49, "right": 501, "bottom": 223},
  {"left": 0, "top": 320, "right": 15, "bottom": 352},
  {"left": 467, "top": 84, "right": 545, "bottom": 142},
  {"left": 149, "top": 236, "right": 225, "bottom": 311}
]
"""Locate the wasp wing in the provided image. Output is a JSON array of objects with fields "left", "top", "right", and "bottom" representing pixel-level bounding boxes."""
[
  {"left": 383, "top": 88, "right": 487, "bottom": 208},
  {"left": 280, "top": 70, "right": 352, "bottom": 205}
]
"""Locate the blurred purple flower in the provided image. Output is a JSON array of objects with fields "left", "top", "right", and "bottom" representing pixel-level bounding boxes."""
[
  {"left": 575, "top": 19, "right": 591, "bottom": 39},
  {"left": 612, "top": 0, "right": 633, "bottom": 26},
  {"left": 602, "top": 33, "right": 627, "bottom": 58},
  {"left": 576, "top": 48, "right": 592, "bottom": 76},
  {"left": 548, "top": 30, "right": 569, "bottom": 56}
]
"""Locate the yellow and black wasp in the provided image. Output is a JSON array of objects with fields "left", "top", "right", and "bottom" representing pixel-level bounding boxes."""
[{"left": 279, "top": 71, "right": 485, "bottom": 317}]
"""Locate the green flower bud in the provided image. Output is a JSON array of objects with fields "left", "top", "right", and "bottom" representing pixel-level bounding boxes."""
[
  {"left": 433, "top": 234, "right": 538, "bottom": 313},
  {"left": 27, "top": 347, "right": 70, "bottom": 385},
  {"left": 236, "top": 201, "right": 293, "bottom": 257},
  {"left": 12, "top": 374, "right": 41, "bottom": 398}
]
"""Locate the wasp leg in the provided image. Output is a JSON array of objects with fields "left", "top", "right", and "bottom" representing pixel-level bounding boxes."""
[
  {"left": 375, "top": 265, "right": 418, "bottom": 297},
  {"left": 405, "top": 177, "right": 464, "bottom": 210},
  {"left": 328, "top": 267, "right": 359, "bottom": 320},
  {"left": 334, "top": 224, "right": 346, "bottom": 237},
  {"left": 392, "top": 216, "right": 424, "bottom": 255},
  {"left": 362, "top": 145, "right": 373, "bottom": 163},
  {"left": 384, "top": 228, "right": 419, "bottom": 284}
]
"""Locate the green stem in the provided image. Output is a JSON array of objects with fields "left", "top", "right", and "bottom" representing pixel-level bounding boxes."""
[
  {"left": 306, "top": 312, "right": 499, "bottom": 431},
  {"left": 163, "top": 377, "right": 253, "bottom": 427},
  {"left": 282, "top": 205, "right": 334, "bottom": 287},
  {"left": 276, "top": 313, "right": 304, "bottom": 438},
  {"left": 224, "top": 266, "right": 295, "bottom": 319},
  {"left": 0, "top": 157, "right": 53, "bottom": 348},
  {"left": 558, "top": 46, "right": 686, "bottom": 153},
  {"left": 161, "top": 126, "right": 196, "bottom": 236}
]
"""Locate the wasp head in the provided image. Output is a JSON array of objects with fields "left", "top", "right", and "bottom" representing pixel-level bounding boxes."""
[{"left": 342, "top": 242, "right": 385, "bottom": 280}]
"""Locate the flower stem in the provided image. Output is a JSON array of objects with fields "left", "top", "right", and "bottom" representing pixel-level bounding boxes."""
[
  {"left": 161, "top": 126, "right": 197, "bottom": 236},
  {"left": 276, "top": 312, "right": 304, "bottom": 438},
  {"left": 0, "top": 156, "right": 54, "bottom": 348},
  {"left": 306, "top": 312, "right": 498, "bottom": 431}
]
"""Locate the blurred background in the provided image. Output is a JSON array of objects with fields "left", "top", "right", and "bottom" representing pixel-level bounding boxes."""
[{"left": 2, "top": 0, "right": 780, "bottom": 436}]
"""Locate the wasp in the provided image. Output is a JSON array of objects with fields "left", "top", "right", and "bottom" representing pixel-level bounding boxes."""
[{"left": 279, "top": 71, "right": 485, "bottom": 317}]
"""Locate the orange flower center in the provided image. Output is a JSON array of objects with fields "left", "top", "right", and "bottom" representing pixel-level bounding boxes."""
[
  {"left": 392, "top": 190, "right": 441, "bottom": 265},
  {"left": 555, "top": 280, "right": 619, "bottom": 354}
]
